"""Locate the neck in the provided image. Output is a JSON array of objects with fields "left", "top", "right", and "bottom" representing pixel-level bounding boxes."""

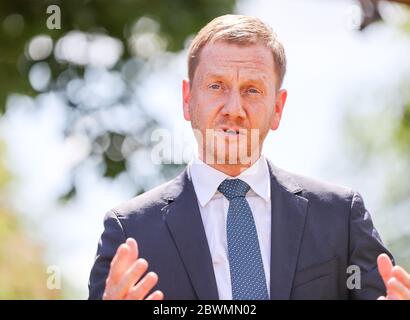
[{"left": 198, "top": 153, "right": 261, "bottom": 177}]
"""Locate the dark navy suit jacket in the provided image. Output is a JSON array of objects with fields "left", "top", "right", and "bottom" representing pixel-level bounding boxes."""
[{"left": 88, "top": 160, "right": 393, "bottom": 299}]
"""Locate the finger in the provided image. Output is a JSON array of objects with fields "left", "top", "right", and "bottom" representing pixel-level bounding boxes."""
[
  {"left": 125, "top": 271, "right": 159, "bottom": 300},
  {"left": 386, "top": 291, "right": 400, "bottom": 300},
  {"left": 126, "top": 238, "right": 139, "bottom": 261},
  {"left": 107, "top": 238, "right": 139, "bottom": 284},
  {"left": 387, "top": 277, "right": 410, "bottom": 300},
  {"left": 377, "top": 296, "right": 386, "bottom": 300},
  {"left": 108, "top": 258, "right": 149, "bottom": 299},
  {"left": 146, "top": 290, "right": 164, "bottom": 300},
  {"left": 392, "top": 265, "right": 410, "bottom": 289},
  {"left": 106, "top": 243, "right": 130, "bottom": 285},
  {"left": 377, "top": 253, "right": 393, "bottom": 288}
]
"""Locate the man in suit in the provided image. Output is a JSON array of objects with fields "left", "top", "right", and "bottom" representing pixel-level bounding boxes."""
[{"left": 88, "top": 14, "right": 410, "bottom": 300}]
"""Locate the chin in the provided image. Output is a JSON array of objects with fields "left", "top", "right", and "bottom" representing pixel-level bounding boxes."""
[{"left": 205, "top": 144, "right": 254, "bottom": 166}]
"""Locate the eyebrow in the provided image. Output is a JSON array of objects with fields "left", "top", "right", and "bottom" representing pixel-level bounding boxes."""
[{"left": 203, "top": 72, "right": 269, "bottom": 85}]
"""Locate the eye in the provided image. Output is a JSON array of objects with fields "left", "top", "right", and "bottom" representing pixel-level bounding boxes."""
[
  {"left": 208, "top": 83, "right": 222, "bottom": 90},
  {"left": 246, "top": 87, "right": 261, "bottom": 94}
]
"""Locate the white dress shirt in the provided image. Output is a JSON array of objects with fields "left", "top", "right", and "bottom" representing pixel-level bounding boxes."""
[{"left": 188, "top": 155, "right": 271, "bottom": 300}]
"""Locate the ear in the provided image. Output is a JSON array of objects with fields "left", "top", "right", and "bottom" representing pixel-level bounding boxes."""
[
  {"left": 182, "top": 78, "right": 191, "bottom": 121},
  {"left": 271, "top": 89, "right": 287, "bottom": 131}
]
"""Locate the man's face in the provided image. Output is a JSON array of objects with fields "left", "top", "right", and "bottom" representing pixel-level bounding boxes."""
[{"left": 183, "top": 41, "right": 287, "bottom": 165}]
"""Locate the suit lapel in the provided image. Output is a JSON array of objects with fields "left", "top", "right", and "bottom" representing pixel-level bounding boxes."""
[
  {"left": 163, "top": 169, "right": 219, "bottom": 300},
  {"left": 161, "top": 161, "right": 308, "bottom": 300},
  {"left": 267, "top": 161, "right": 309, "bottom": 299}
]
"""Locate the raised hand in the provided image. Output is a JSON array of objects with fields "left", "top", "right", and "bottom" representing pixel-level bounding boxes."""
[
  {"left": 377, "top": 253, "right": 410, "bottom": 300},
  {"left": 103, "top": 238, "right": 164, "bottom": 300}
]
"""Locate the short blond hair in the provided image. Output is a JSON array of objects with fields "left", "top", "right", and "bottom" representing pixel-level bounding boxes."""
[{"left": 187, "top": 14, "right": 287, "bottom": 88}]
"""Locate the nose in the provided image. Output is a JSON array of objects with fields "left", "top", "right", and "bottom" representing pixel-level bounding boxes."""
[{"left": 221, "top": 88, "right": 246, "bottom": 119}]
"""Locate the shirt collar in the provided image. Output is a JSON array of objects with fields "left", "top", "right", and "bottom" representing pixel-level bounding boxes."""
[{"left": 188, "top": 154, "right": 271, "bottom": 207}]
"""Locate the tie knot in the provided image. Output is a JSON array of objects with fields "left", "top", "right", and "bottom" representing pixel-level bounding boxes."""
[{"left": 218, "top": 179, "right": 250, "bottom": 200}]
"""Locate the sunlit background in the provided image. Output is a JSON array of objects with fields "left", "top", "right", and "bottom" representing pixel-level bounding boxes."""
[{"left": 0, "top": 0, "right": 409, "bottom": 299}]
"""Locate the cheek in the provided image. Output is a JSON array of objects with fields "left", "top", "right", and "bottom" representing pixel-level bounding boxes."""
[
  {"left": 192, "top": 95, "right": 222, "bottom": 126},
  {"left": 189, "top": 103, "right": 212, "bottom": 128},
  {"left": 247, "top": 101, "right": 273, "bottom": 127}
]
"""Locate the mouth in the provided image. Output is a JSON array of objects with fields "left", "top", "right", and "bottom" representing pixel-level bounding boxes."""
[
  {"left": 223, "top": 128, "right": 240, "bottom": 135},
  {"left": 216, "top": 126, "right": 244, "bottom": 136}
]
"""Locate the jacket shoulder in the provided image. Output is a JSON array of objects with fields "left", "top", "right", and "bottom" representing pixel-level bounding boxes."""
[
  {"left": 272, "top": 165, "right": 355, "bottom": 205},
  {"left": 296, "top": 172, "right": 352, "bottom": 201},
  {"left": 109, "top": 171, "right": 184, "bottom": 220}
]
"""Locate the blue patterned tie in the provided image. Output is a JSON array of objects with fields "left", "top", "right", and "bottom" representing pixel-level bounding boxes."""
[{"left": 218, "top": 178, "right": 269, "bottom": 300}]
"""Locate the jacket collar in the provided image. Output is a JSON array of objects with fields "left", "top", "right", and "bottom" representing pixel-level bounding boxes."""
[{"left": 162, "top": 160, "right": 308, "bottom": 300}]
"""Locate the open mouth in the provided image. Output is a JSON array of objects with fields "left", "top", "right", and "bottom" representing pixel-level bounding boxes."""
[
  {"left": 222, "top": 128, "right": 240, "bottom": 135},
  {"left": 216, "top": 126, "right": 244, "bottom": 136}
]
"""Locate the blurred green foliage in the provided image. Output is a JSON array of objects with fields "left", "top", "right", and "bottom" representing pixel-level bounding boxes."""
[
  {"left": 343, "top": 7, "right": 410, "bottom": 271},
  {"left": 346, "top": 87, "right": 410, "bottom": 270},
  {"left": 0, "top": 0, "right": 235, "bottom": 111},
  {"left": 395, "top": 99, "right": 410, "bottom": 153},
  {"left": 0, "top": 0, "right": 236, "bottom": 299},
  {"left": 0, "top": 141, "right": 61, "bottom": 299},
  {"left": 0, "top": 0, "right": 236, "bottom": 201}
]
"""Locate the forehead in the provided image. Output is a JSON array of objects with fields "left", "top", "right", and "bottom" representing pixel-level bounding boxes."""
[{"left": 197, "top": 41, "right": 275, "bottom": 78}]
